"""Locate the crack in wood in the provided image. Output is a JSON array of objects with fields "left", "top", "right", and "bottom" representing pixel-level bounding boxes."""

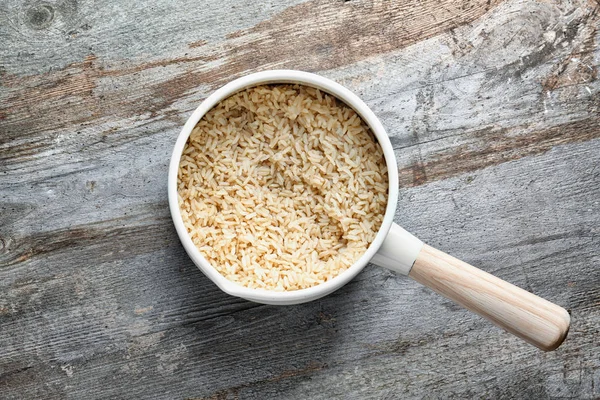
[{"left": 399, "top": 114, "right": 600, "bottom": 188}]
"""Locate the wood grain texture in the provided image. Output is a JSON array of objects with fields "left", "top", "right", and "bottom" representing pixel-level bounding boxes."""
[
  {"left": 410, "top": 244, "right": 570, "bottom": 351},
  {"left": 1, "top": 0, "right": 599, "bottom": 398}
]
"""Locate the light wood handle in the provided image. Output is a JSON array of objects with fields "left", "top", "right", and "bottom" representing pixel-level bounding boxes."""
[{"left": 409, "top": 244, "right": 570, "bottom": 351}]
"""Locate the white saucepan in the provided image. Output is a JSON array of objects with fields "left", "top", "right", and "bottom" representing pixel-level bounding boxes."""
[{"left": 168, "top": 70, "right": 570, "bottom": 351}]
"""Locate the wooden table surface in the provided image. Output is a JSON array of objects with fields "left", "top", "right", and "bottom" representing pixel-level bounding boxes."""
[{"left": 1, "top": 0, "right": 599, "bottom": 398}]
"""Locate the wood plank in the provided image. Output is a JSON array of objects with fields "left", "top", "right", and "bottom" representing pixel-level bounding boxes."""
[{"left": 1, "top": 0, "right": 599, "bottom": 398}]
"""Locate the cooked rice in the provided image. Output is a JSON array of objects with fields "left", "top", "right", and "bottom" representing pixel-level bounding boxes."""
[{"left": 178, "top": 84, "right": 388, "bottom": 291}]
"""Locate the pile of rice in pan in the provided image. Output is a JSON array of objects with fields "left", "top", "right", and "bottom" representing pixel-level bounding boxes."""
[{"left": 178, "top": 84, "right": 388, "bottom": 291}]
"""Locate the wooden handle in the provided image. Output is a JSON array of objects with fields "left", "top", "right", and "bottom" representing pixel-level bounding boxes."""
[{"left": 409, "top": 244, "right": 570, "bottom": 351}]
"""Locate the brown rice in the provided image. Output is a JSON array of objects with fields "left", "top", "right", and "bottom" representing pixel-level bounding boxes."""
[{"left": 178, "top": 84, "right": 388, "bottom": 291}]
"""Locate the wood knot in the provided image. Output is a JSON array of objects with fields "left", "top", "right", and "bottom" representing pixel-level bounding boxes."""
[{"left": 25, "top": 3, "right": 55, "bottom": 30}]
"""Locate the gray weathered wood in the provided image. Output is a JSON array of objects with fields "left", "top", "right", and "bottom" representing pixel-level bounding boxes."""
[{"left": 1, "top": 0, "right": 599, "bottom": 398}]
